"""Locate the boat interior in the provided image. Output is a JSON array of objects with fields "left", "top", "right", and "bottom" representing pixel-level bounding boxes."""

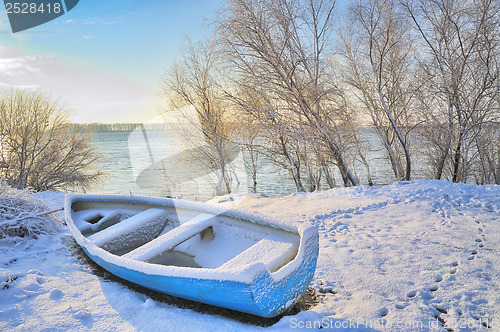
[{"left": 71, "top": 201, "right": 300, "bottom": 273}]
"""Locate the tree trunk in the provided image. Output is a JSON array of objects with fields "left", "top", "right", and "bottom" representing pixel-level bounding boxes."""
[{"left": 452, "top": 133, "right": 463, "bottom": 182}]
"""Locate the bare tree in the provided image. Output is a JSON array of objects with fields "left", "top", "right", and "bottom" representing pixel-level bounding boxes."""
[
  {"left": 339, "top": 0, "right": 417, "bottom": 181},
  {"left": 473, "top": 122, "right": 500, "bottom": 184},
  {"left": 217, "top": 0, "right": 359, "bottom": 187},
  {"left": 228, "top": 82, "right": 308, "bottom": 191},
  {"left": 233, "top": 112, "right": 264, "bottom": 192},
  {"left": 403, "top": 0, "right": 500, "bottom": 182},
  {"left": 162, "top": 38, "right": 239, "bottom": 196},
  {"left": 0, "top": 89, "right": 103, "bottom": 191},
  {"left": 334, "top": 89, "right": 374, "bottom": 186}
]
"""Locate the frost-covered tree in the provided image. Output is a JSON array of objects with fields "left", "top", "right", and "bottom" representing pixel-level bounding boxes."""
[
  {"left": 162, "top": 38, "right": 239, "bottom": 196},
  {"left": 233, "top": 112, "right": 264, "bottom": 192},
  {"left": 339, "top": 0, "right": 417, "bottom": 181},
  {"left": 0, "top": 89, "right": 103, "bottom": 191},
  {"left": 404, "top": 0, "right": 500, "bottom": 182},
  {"left": 217, "top": 0, "right": 359, "bottom": 187}
]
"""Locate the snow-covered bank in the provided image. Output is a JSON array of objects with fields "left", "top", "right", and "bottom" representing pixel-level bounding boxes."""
[{"left": 1, "top": 181, "right": 498, "bottom": 331}]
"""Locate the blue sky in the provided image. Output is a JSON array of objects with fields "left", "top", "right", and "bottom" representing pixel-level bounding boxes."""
[{"left": 0, "top": 0, "right": 220, "bottom": 123}]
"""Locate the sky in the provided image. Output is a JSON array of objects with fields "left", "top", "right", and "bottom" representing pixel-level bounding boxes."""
[{"left": 0, "top": 0, "right": 220, "bottom": 123}]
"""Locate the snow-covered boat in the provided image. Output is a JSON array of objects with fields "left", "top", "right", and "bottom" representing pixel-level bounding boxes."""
[{"left": 64, "top": 194, "right": 319, "bottom": 318}]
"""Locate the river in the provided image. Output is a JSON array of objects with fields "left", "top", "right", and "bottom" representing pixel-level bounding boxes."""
[{"left": 87, "top": 128, "right": 427, "bottom": 202}]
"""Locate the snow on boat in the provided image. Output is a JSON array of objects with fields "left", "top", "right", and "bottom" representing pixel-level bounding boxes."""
[{"left": 64, "top": 194, "right": 319, "bottom": 318}]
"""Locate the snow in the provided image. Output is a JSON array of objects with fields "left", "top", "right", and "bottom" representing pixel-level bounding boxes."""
[
  {"left": 87, "top": 208, "right": 169, "bottom": 246},
  {"left": 218, "top": 238, "right": 297, "bottom": 273},
  {"left": 122, "top": 213, "right": 216, "bottom": 261},
  {"left": 0, "top": 182, "right": 59, "bottom": 239},
  {"left": 1, "top": 180, "right": 499, "bottom": 331}
]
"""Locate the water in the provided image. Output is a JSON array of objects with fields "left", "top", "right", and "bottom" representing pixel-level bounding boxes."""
[
  {"left": 88, "top": 130, "right": 298, "bottom": 201},
  {"left": 87, "top": 129, "right": 427, "bottom": 202}
]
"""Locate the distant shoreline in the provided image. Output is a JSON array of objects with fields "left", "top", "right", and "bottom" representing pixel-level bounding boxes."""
[{"left": 69, "top": 123, "right": 168, "bottom": 133}]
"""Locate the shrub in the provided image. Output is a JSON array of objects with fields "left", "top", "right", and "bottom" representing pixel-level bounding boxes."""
[
  {"left": 0, "top": 89, "right": 103, "bottom": 191},
  {"left": 0, "top": 180, "right": 59, "bottom": 240}
]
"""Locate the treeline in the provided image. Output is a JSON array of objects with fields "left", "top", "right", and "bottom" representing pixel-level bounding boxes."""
[
  {"left": 69, "top": 123, "right": 142, "bottom": 133},
  {"left": 70, "top": 123, "right": 173, "bottom": 133},
  {"left": 160, "top": 0, "right": 500, "bottom": 193}
]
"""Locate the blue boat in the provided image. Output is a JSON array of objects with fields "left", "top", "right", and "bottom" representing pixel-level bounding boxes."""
[{"left": 65, "top": 194, "right": 319, "bottom": 318}]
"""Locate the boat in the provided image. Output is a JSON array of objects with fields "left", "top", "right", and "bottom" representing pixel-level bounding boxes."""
[{"left": 64, "top": 194, "right": 319, "bottom": 318}]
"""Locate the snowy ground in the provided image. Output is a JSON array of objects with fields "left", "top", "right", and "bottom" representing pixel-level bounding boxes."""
[{"left": 0, "top": 180, "right": 498, "bottom": 331}]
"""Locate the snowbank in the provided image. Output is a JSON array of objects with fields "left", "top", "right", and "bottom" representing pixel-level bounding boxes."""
[{"left": 0, "top": 180, "right": 498, "bottom": 331}]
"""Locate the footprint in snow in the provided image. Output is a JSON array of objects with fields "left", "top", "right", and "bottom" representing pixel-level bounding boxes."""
[
  {"left": 395, "top": 303, "right": 408, "bottom": 310},
  {"left": 421, "top": 291, "right": 435, "bottom": 300},
  {"left": 433, "top": 307, "right": 450, "bottom": 327},
  {"left": 50, "top": 289, "right": 64, "bottom": 301},
  {"left": 72, "top": 309, "right": 94, "bottom": 329},
  {"left": 21, "top": 273, "right": 45, "bottom": 293},
  {"left": 406, "top": 290, "right": 417, "bottom": 298},
  {"left": 435, "top": 307, "right": 448, "bottom": 315},
  {"left": 467, "top": 250, "right": 478, "bottom": 261},
  {"left": 447, "top": 261, "right": 460, "bottom": 275},
  {"left": 4, "top": 258, "right": 17, "bottom": 266},
  {"left": 379, "top": 307, "right": 389, "bottom": 317}
]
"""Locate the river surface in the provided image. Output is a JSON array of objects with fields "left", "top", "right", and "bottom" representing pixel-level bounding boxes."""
[{"left": 87, "top": 128, "right": 427, "bottom": 202}]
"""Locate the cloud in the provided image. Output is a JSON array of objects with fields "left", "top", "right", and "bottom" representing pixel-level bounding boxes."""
[
  {"left": 80, "top": 18, "right": 117, "bottom": 25},
  {"left": 59, "top": 9, "right": 152, "bottom": 26},
  {"left": 0, "top": 46, "right": 51, "bottom": 80},
  {"left": 0, "top": 45, "right": 160, "bottom": 123},
  {"left": 60, "top": 17, "right": 118, "bottom": 25}
]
